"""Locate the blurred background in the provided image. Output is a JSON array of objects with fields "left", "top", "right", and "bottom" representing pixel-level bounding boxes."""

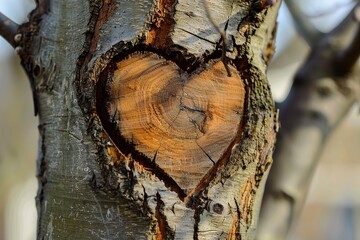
[{"left": 0, "top": 0, "right": 359, "bottom": 239}]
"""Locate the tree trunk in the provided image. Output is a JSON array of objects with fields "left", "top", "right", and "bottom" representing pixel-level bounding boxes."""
[{"left": 17, "top": 0, "right": 279, "bottom": 239}]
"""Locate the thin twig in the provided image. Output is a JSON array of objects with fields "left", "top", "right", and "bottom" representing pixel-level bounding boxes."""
[
  {"left": 284, "top": 0, "right": 323, "bottom": 47},
  {"left": 0, "top": 12, "right": 19, "bottom": 48},
  {"left": 202, "top": 0, "right": 232, "bottom": 77}
]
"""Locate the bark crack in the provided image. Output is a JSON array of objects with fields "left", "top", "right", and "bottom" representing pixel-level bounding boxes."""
[
  {"left": 36, "top": 125, "right": 48, "bottom": 239},
  {"left": 178, "top": 27, "right": 217, "bottom": 44},
  {"left": 53, "top": 129, "right": 83, "bottom": 142},
  {"left": 154, "top": 192, "right": 175, "bottom": 239},
  {"left": 193, "top": 208, "right": 201, "bottom": 240},
  {"left": 195, "top": 140, "right": 215, "bottom": 165}
]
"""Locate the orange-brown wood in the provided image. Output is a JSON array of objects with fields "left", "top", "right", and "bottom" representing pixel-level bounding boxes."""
[{"left": 105, "top": 52, "right": 245, "bottom": 191}]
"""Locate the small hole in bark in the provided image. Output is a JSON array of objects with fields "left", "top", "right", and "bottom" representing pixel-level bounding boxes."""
[
  {"left": 33, "top": 65, "right": 41, "bottom": 77},
  {"left": 212, "top": 203, "right": 224, "bottom": 214}
]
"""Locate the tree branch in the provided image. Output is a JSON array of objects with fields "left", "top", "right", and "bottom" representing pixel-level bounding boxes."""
[
  {"left": 333, "top": 4, "right": 360, "bottom": 74},
  {"left": 0, "top": 12, "right": 19, "bottom": 48},
  {"left": 305, "top": 1, "right": 355, "bottom": 18},
  {"left": 257, "top": 3, "right": 360, "bottom": 240},
  {"left": 284, "top": 0, "right": 323, "bottom": 46}
]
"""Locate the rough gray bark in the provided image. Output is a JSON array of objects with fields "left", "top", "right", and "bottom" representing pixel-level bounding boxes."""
[{"left": 7, "top": 0, "right": 279, "bottom": 239}]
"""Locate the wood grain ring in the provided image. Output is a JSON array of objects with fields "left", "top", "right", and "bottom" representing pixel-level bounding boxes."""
[{"left": 97, "top": 52, "right": 245, "bottom": 191}]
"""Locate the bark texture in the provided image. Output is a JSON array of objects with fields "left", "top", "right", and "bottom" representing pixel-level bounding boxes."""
[{"left": 17, "top": 0, "right": 280, "bottom": 239}]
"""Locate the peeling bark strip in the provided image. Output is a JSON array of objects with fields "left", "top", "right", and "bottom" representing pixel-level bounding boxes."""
[
  {"left": 146, "top": 0, "right": 177, "bottom": 48},
  {"left": 154, "top": 192, "right": 175, "bottom": 239},
  {"left": 228, "top": 199, "right": 241, "bottom": 240},
  {"left": 77, "top": 0, "right": 116, "bottom": 85},
  {"left": 97, "top": 51, "right": 245, "bottom": 194}
]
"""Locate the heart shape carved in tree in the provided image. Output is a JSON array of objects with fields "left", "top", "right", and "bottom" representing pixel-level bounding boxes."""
[{"left": 97, "top": 52, "right": 245, "bottom": 193}]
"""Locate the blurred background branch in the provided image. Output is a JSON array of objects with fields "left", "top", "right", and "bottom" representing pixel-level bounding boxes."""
[
  {"left": 284, "top": 0, "right": 323, "bottom": 46},
  {"left": 333, "top": 4, "right": 360, "bottom": 74},
  {"left": 0, "top": 1, "right": 37, "bottom": 240},
  {"left": 258, "top": 1, "right": 360, "bottom": 239}
]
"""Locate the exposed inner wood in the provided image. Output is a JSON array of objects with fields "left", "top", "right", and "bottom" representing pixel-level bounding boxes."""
[{"left": 104, "top": 52, "right": 245, "bottom": 191}]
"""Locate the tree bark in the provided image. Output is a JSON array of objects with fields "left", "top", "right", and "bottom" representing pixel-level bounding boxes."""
[{"left": 16, "top": 0, "right": 279, "bottom": 239}]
